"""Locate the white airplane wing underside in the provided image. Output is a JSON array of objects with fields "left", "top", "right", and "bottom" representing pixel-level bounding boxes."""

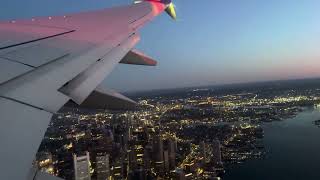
[{"left": 0, "top": 1, "right": 175, "bottom": 179}]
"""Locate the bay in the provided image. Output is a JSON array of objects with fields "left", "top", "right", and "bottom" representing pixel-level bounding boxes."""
[{"left": 223, "top": 107, "right": 320, "bottom": 180}]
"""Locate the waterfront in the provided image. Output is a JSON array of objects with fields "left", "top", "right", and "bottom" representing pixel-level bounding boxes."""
[{"left": 224, "top": 107, "right": 320, "bottom": 180}]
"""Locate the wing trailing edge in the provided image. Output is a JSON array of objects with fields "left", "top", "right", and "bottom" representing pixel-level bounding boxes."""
[
  {"left": 120, "top": 49, "right": 157, "bottom": 66},
  {"left": 65, "top": 85, "right": 137, "bottom": 110}
]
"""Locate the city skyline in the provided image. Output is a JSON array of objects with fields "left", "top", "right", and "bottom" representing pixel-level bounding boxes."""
[
  {"left": 36, "top": 78, "right": 320, "bottom": 180},
  {"left": 2, "top": 0, "right": 320, "bottom": 91}
]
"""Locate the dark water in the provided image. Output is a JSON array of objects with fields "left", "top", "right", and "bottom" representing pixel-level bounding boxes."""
[{"left": 223, "top": 107, "right": 320, "bottom": 180}]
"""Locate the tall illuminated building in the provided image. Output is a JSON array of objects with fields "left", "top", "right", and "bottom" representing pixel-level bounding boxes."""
[
  {"left": 96, "top": 154, "right": 110, "bottom": 180},
  {"left": 73, "top": 152, "right": 91, "bottom": 180}
]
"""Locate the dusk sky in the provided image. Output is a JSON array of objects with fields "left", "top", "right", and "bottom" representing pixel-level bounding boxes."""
[{"left": 2, "top": 0, "right": 320, "bottom": 92}]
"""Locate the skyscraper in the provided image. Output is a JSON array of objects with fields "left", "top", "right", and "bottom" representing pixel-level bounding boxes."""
[
  {"left": 96, "top": 154, "right": 110, "bottom": 180},
  {"left": 128, "top": 149, "right": 137, "bottom": 171},
  {"left": 200, "top": 141, "right": 207, "bottom": 163},
  {"left": 73, "top": 152, "right": 91, "bottom": 180},
  {"left": 168, "top": 139, "right": 176, "bottom": 170},
  {"left": 163, "top": 150, "right": 169, "bottom": 172},
  {"left": 212, "top": 140, "right": 222, "bottom": 165},
  {"left": 153, "top": 135, "right": 164, "bottom": 174},
  {"left": 153, "top": 135, "right": 164, "bottom": 162},
  {"left": 143, "top": 144, "right": 152, "bottom": 171}
]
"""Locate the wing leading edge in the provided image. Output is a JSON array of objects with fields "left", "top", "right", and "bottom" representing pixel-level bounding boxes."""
[{"left": 0, "top": 1, "right": 174, "bottom": 179}]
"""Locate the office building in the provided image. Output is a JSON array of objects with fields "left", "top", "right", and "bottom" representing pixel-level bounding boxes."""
[
  {"left": 96, "top": 154, "right": 110, "bottom": 180},
  {"left": 73, "top": 152, "right": 91, "bottom": 180}
]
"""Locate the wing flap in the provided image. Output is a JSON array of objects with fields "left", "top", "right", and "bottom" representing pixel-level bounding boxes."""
[
  {"left": 82, "top": 86, "right": 137, "bottom": 110},
  {"left": 59, "top": 33, "right": 140, "bottom": 105},
  {"left": 120, "top": 49, "right": 157, "bottom": 66},
  {"left": 66, "top": 85, "right": 137, "bottom": 110}
]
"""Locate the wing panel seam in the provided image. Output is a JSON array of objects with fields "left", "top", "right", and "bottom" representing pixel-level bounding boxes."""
[
  {"left": 0, "top": 57, "right": 36, "bottom": 68},
  {"left": 0, "top": 95, "right": 52, "bottom": 113},
  {"left": 0, "top": 30, "right": 75, "bottom": 50}
]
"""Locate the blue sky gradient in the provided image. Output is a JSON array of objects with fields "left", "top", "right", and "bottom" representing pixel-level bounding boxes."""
[{"left": 1, "top": 0, "right": 320, "bottom": 91}]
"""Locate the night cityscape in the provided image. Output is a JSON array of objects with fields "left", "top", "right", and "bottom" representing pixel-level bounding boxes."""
[
  {"left": 3, "top": 0, "right": 320, "bottom": 180},
  {"left": 34, "top": 78, "right": 320, "bottom": 180}
]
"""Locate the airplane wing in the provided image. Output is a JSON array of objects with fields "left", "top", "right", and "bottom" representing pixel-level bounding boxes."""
[{"left": 0, "top": 0, "right": 176, "bottom": 179}]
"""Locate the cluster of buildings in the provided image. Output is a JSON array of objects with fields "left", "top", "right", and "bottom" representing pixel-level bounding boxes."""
[
  {"left": 35, "top": 84, "right": 320, "bottom": 179},
  {"left": 36, "top": 108, "right": 223, "bottom": 180}
]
